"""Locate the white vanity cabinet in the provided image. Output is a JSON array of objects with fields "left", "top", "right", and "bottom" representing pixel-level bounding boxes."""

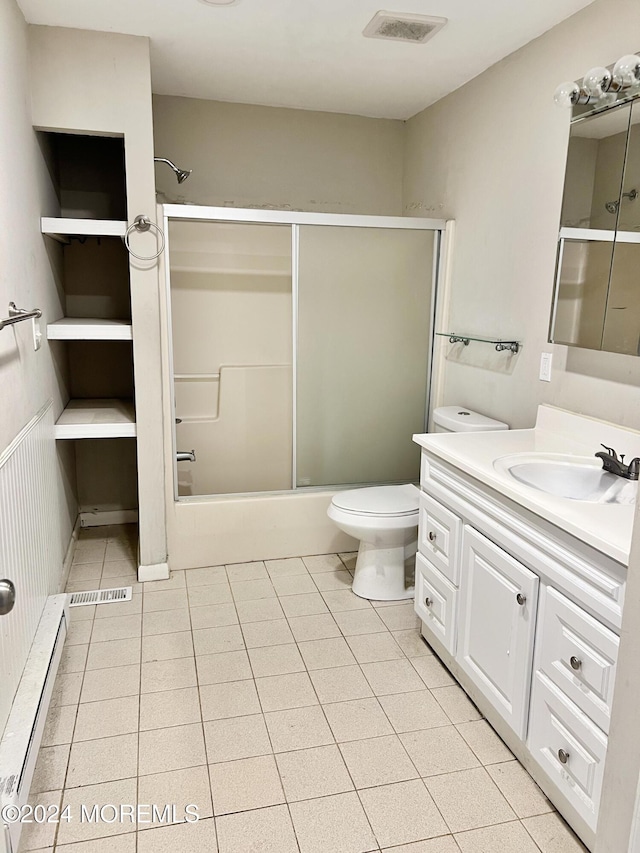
[{"left": 414, "top": 450, "right": 626, "bottom": 850}]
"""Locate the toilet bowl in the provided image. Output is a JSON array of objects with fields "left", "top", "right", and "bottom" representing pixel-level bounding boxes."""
[
  {"left": 328, "top": 407, "right": 509, "bottom": 601},
  {"left": 328, "top": 484, "right": 419, "bottom": 601}
]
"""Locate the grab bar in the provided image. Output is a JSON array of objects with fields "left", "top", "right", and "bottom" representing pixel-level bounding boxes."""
[{"left": 0, "top": 302, "right": 42, "bottom": 331}]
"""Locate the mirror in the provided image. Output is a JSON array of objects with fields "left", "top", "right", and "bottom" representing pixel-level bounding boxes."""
[{"left": 551, "top": 98, "right": 640, "bottom": 355}]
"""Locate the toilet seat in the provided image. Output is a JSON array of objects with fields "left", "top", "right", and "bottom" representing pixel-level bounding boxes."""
[{"left": 331, "top": 484, "right": 419, "bottom": 518}]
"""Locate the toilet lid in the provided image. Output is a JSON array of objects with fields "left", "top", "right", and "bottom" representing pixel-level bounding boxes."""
[{"left": 332, "top": 484, "right": 419, "bottom": 517}]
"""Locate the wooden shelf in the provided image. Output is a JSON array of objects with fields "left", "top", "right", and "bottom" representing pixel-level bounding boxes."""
[
  {"left": 55, "top": 399, "right": 136, "bottom": 439},
  {"left": 41, "top": 217, "right": 127, "bottom": 241},
  {"left": 47, "top": 318, "right": 133, "bottom": 341}
]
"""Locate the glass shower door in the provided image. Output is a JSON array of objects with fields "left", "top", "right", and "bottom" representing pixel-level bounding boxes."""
[{"left": 296, "top": 225, "right": 435, "bottom": 487}]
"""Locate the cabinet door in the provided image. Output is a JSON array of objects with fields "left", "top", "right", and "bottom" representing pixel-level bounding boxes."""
[{"left": 458, "top": 526, "right": 539, "bottom": 738}]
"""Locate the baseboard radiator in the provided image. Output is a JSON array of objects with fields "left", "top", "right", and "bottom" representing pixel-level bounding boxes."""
[
  {"left": 0, "top": 596, "right": 68, "bottom": 853},
  {"left": 0, "top": 401, "right": 66, "bottom": 853}
]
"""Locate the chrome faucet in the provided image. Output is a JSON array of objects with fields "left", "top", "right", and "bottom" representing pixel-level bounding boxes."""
[
  {"left": 176, "top": 450, "right": 196, "bottom": 463},
  {"left": 595, "top": 444, "right": 640, "bottom": 480}
]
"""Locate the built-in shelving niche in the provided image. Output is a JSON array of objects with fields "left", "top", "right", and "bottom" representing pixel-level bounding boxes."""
[{"left": 39, "top": 130, "right": 138, "bottom": 528}]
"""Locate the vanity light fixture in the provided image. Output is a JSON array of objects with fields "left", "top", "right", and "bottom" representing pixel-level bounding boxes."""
[{"left": 554, "top": 53, "right": 640, "bottom": 107}]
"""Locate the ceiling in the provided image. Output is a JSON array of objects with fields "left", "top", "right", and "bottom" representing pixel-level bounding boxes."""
[{"left": 17, "top": 0, "right": 595, "bottom": 120}]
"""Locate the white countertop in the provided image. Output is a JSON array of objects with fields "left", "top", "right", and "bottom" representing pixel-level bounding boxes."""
[{"left": 414, "top": 405, "right": 640, "bottom": 566}]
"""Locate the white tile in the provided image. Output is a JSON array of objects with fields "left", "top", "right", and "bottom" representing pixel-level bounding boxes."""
[
  {"left": 400, "top": 726, "right": 481, "bottom": 777},
  {"left": 298, "top": 637, "right": 357, "bottom": 670},
  {"left": 142, "top": 571, "right": 186, "bottom": 592},
  {"left": 41, "top": 704, "right": 77, "bottom": 746},
  {"left": 456, "top": 721, "right": 514, "bottom": 766},
  {"left": 276, "top": 744, "right": 354, "bottom": 802},
  {"left": 487, "top": 761, "right": 553, "bottom": 818},
  {"left": 80, "top": 664, "right": 140, "bottom": 703},
  {"left": 425, "top": 767, "right": 516, "bottom": 833},
  {"left": 73, "top": 540, "right": 107, "bottom": 564},
  {"left": 66, "top": 733, "right": 138, "bottom": 787},
  {"left": 256, "top": 671, "right": 318, "bottom": 711},
  {"left": 265, "top": 705, "right": 334, "bottom": 752},
  {"left": 59, "top": 644, "right": 88, "bottom": 674},
  {"left": 93, "top": 597, "right": 142, "bottom": 620},
  {"left": 216, "top": 805, "right": 298, "bottom": 853},
  {"left": 323, "top": 698, "right": 393, "bottom": 742},
  {"left": 248, "top": 643, "right": 305, "bottom": 677},
  {"left": 188, "top": 583, "right": 233, "bottom": 607},
  {"left": 361, "top": 659, "right": 427, "bottom": 695},
  {"left": 411, "top": 656, "right": 456, "bottom": 688},
  {"left": 192, "top": 624, "right": 245, "bottom": 655},
  {"left": 312, "top": 570, "right": 353, "bottom": 592},
  {"left": 280, "top": 592, "right": 328, "bottom": 617},
  {"left": 339, "top": 734, "right": 419, "bottom": 788},
  {"left": 521, "top": 812, "right": 588, "bottom": 852},
  {"left": 209, "top": 754, "right": 285, "bottom": 814},
  {"left": 265, "top": 557, "right": 308, "bottom": 578},
  {"left": 196, "top": 649, "right": 253, "bottom": 684},
  {"left": 50, "top": 671, "right": 83, "bottom": 707},
  {"left": 137, "top": 817, "right": 218, "bottom": 853},
  {"left": 377, "top": 603, "right": 420, "bottom": 631},
  {"left": 104, "top": 540, "right": 136, "bottom": 562},
  {"left": 393, "top": 630, "right": 434, "bottom": 658},
  {"left": 141, "top": 657, "right": 197, "bottom": 693},
  {"left": 322, "top": 589, "right": 372, "bottom": 612},
  {"left": 310, "top": 665, "right": 373, "bottom": 704},
  {"left": 200, "top": 679, "right": 261, "bottom": 720},
  {"left": 347, "top": 632, "right": 404, "bottom": 663},
  {"left": 432, "top": 686, "right": 483, "bottom": 724},
  {"left": 456, "top": 820, "right": 542, "bottom": 852},
  {"left": 338, "top": 552, "right": 358, "bottom": 572},
  {"left": 380, "top": 838, "right": 461, "bottom": 853},
  {"left": 56, "top": 833, "right": 137, "bottom": 852},
  {"left": 379, "top": 690, "right": 450, "bottom": 733},
  {"left": 139, "top": 686, "right": 202, "bottom": 730},
  {"left": 56, "top": 779, "right": 137, "bottom": 845},
  {"left": 230, "top": 578, "right": 276, "bottom": 602},
  {"left": 189, "top": 602, "right": 238, "bottom": 629},
  {"left": 289, "top": 791, "right": 377, "bottom": 853},
  {"left": 19, "top": 790, "right": 62, "bottom": 850},
  {"left": 272, "top": 574, "right": 318, "bottom": 597},
  {"left": 289, "top": 613, "right": 341, "bottom": 642},
  {"left": 68, "top": 562, "right": 103, "bottom": 582},
  {"left": 185, "top": 565, "right": 227, "bottom": 587},
  {"left": 101, "top": 559, "right": 137, "bottom": 579},
  {"left": 204, "top": 714, "right": 272, "bottom": 763},
  {"left": 143, "top": 589, "right": 189, "bottom": 613},
  {"left": 137, "top": 765, "right": 213, "bottom": 827},
  {"left": 226, "top": 561, "right": 268, "bottom": 582},
  {"left": 91, "top": 614, "right": 141, "bottom": 643},
  {"left": 303, "top": 554, "right": 345, "bottom": 574},
  {"left": 86, "top": 637, "right": 141, "bottom": 670},
  {"left": 73, "top": 695, "right": 139, "bottom": 742},
  {"left": 241, "top": 618, "right": 294, "bottom": 648},
  {"left": 31, "top": 744, "right": 70, "bottom": 793},
  {"left": 359, "top": 779, "right": 449, "bottom": 848},
  {"left": 142, "top": 631, "right": 194, "bottom": 662},
  {"left": 334, "top": 609, "right": 387, "bottom": 636},
  {"left": 235, "top": 597, "right": 285, "bottom": 623},
  {"left": 142, "top": 608, "right": 191, "bottom": 636},
  {"left": 139, "top": 723, "right": 206, "bottom": 775}
]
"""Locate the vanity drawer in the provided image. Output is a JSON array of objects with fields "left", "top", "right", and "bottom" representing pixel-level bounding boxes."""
[
  {"left": 415, "top": 552, "right": 457, "bottom": 654},
  {"left": 418, "top": 493, "right": 462, "bottom": 584},
  {"left": 528, "top": 672, "right": 607, "bottom": 833},
  {"left": 536, "top": 586, "right": 618, "bottom": 734}
]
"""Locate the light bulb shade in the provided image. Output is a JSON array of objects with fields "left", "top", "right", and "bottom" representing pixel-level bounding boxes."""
[
  {"left": 613, "top": 54, "right": 640, "bottom": 88},
  {"left": 583, "top": 66, "right": 612, "bottom": 97},
  {"left": 554, "top": 81, "right": 580, "bottom": 107}
]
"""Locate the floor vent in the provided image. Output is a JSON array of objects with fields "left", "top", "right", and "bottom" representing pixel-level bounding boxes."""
[{"left": 68, "top": 587, "right": 132, "bottom": 607}]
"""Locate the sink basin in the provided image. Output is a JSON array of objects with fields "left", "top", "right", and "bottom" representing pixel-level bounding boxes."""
[{"left": 493, "top": 453, "right": 637, "bottom": 504}]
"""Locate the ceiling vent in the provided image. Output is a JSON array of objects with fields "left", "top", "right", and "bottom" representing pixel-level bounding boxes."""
[{"left": 363, "top": 10, "right": 447, "bottom": 44}]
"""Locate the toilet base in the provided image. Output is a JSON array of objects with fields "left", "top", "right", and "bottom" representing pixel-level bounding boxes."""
[{"left": 351, "top": 540, "right": 416, "bottom": 601}]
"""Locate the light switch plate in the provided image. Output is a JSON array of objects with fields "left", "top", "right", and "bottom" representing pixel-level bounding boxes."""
[{"left": 539, "top": 352, "right": 552, "bottom": 382}]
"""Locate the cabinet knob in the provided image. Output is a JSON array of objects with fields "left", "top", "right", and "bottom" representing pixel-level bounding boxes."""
[
  {"left": 428, "top": 531, "right": 437, "bottom": 543},
  {"left": 558, "top": 749, "right": 570, "bottom": 765},
  {"left": 425, "top": 597, "right": 432, "bottom": 608},
  {"left": 570, "top": 656, "right": 582, "bottom": 671},
  {"left": 516, "top": 593, "right": 526, "bottom": 606}
]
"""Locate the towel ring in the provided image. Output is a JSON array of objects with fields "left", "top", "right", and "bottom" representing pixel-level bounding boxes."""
[{"left": 124, "top": 215, "right": 165, "bottom": 261}]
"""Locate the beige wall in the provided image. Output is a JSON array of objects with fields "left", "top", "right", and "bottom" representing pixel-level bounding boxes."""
[
  {"left": 152, "top": 95, "right": 404, "bottom": 215},
  {"left": 0, "top": 0, "right": 75, "bottom": 555},
  {"left": 403, "top": 0, "right": 640, "bottom": 431},
  {"left": 29, "top": 26, "right": 168, "bottom": 574}
]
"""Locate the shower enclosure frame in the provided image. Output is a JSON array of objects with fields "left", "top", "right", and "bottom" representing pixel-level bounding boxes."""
[{"left": 162, "top": 204, "right": 446, "bottom": 502}]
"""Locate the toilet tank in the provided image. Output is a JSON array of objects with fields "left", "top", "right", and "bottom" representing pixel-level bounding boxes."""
[{"left": 433, "top": 406, "right": 509, "bottom": 433}]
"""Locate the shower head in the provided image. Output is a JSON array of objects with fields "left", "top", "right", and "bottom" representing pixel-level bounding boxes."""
[
  {"left": 605, "top": 188, "right": 637, "bottom": 214},
  {"left": 154, "top": 157, "right": 192, "bottom": 184}
]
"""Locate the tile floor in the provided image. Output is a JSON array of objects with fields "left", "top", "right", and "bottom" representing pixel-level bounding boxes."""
[{"left": 22, "top": 525, "right": 588, "bottom": 852}]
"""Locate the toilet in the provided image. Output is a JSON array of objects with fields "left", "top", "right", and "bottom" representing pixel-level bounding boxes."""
[{"left": 328, "top": 406, "right": 509, "bottom": 601}]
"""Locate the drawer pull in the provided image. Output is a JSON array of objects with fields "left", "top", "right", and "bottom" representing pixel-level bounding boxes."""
[
  {"left": 428, "top": 531, "right": 437, "bottom": 543},
  {"left": 558, "top": 748, "right": 570, "bottom": 765},
  {"left": 516, "top": 593, "right": 526, "bottom": 606},
  {"left": 570, "top": 656, "right": 582, "bottom": 671},
  {"left": 425, "top": 597, "right": 432, "bottom": 608}
]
